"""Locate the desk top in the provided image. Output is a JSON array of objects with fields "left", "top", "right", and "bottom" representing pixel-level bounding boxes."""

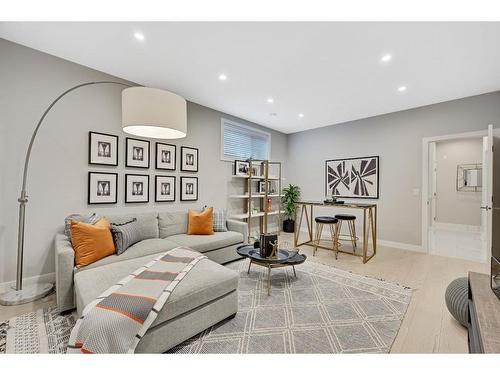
[{"left": 297, "top": 200, "right": 377, "bottom": 209}]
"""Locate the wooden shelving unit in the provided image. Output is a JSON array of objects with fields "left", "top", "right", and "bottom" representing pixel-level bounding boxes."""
[{"left": 229, "top": 160, "right": 283, "bottom": 242}]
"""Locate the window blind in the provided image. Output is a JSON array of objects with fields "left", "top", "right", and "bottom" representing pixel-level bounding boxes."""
[{"left": 222, "top": 120, "right": 270, "bottom": 160}]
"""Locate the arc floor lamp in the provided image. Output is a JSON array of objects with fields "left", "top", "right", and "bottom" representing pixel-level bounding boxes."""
[{"left": 0, "top": 81, "right": 187, "bottom": 306}]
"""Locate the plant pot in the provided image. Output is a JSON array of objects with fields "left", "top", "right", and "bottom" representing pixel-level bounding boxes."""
[{"left": 283, "top": 219, "right": 295, "bottom": 233}]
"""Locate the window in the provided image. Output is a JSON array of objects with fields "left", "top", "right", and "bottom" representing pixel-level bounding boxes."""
[{"left": 221, "top": 118, "right": 271, "bottom": 161}]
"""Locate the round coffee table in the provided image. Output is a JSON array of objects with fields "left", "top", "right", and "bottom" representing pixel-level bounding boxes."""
[{"left": 237, "top": 245, "right": 307, "bottom": 295}]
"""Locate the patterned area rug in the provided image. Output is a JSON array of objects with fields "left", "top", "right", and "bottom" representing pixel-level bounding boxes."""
[
  {"left": 0, "top": 260, "right": 412, "bottom": 354},
  {"left": 168, "top": 260, "right": 412, "bottom": 353}
]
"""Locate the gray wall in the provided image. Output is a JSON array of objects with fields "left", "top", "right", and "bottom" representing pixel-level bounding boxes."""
[
  {"left": 286, "top": 91, "right": 500, "bottom": 246},
  {"left": 435, "top": 138, "right": 483, "bottom": 226},
  {"left": 0, "top": 39, "right": 287, "bottom": 284}
]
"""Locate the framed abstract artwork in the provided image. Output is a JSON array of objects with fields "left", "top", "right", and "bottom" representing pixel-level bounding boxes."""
[
  {"left": 125, "top": 174, "right": 149, "bottom": 203},
  {"left": 180, "top": 146, "right": 199, "bottom": 172},
  {"left": 126, "top": 137, "right": 150, "bottom": 169},
  {"left": 88, "top": 172, "right": 118, "bottom": 204},
  {"left": 88, "top": 131, "right": 118, "bottom": 166},
  {"left": 155, "top": 142, "right": 176, "bottom": 170},
  {"left": 180, "top": 176, "right": 198, "bottom": 201},
  {"left": 155, "top": 175, "right": 176, "bottom": 202},
  {"left": 325, "top": 156, "right": 379, "bottom": 199}
]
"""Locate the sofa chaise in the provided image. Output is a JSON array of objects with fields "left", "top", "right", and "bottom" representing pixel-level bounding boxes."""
[{"left": 55, "top": 210, "right": 247, "bottom": 353}]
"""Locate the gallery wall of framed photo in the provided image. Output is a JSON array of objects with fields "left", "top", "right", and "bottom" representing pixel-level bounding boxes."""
[{"left": 87, "top": 131, "right": 200, "bottom": 205}]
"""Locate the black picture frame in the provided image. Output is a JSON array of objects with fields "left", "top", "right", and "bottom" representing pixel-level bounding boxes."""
[
  {"left": 234, "top": 160, "right": 250, "bottom": 176},
  {"left": 180, "top": 146, "right": 199, "bottom": 172},
  {"left": 88, "top": 131, "right": 119, "bottom": 166},
  {"left": 155, "top": 175, "right": 176, "bottom": 202},
  {"left": 125, "top": 173, "right": 150, "bottom": 203},
  {"left": 126, "top": 137, "right": 150, "bottom": 169},
  {"left": 325, "top": 155, "right": 380, "bottom": 199},
  {"left": 87, "top": 171, "right": 118, "bottom": 204},
  {"left": 180, "top": 176, "right": 199, "bottom": 201},
  {"left": 155, "top": 142, "right": 176, "bottom": 171}
]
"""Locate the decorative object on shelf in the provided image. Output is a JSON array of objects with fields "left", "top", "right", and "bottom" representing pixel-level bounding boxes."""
[
  {"left": 126, "top": 137, "right": 150, "bottom": 169},
  {"left": 88, "top": 131, "right": 118, "bottom": 166},
  {"left": 266, "top": 198, "right": 273, "bottom": 212},
  {"left": 282, "top": 184, "right": 301, "bottom": 233},
  {"left": 457, "top": 163, "right": 482, "bottom": 192},
  {"left": 258, "top": 180, "right": 272, "bottom": 193},
  {"left": 180, "top": 146, "right": 199, "bottom": 172},
  {"left": 155, "top": 142, "right": 176, "bottom": 170},
  {"left": 259, "top": 233, "right": 278, "bottom": 258},
  {"left": 325, "top": 156, "right": 379, "bottom": 199},
  {"left": 0, "top": 80, "right": 186, "bottom": 307},
  {"left": 88, "top": 172, "right": 118, "bottom": 204},
  {"left": 234, "top": 160, "right": 250, "bottom": 176},
  {"left": 155, "top": 175, "right": 176, "bottom": 202},
  {"left": 125, "top": 174, "right": 149, "bottom": 203},
  {"left": 180, "top": 176, "right": 198, "bottom": 201}
]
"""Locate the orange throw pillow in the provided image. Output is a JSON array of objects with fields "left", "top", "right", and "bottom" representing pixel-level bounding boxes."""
[
  {"left": 187, "top": 207, "right": 215, "bottom": 235},
  {"left": 70, "top": 217, "right": 116, "bottom": 268}
]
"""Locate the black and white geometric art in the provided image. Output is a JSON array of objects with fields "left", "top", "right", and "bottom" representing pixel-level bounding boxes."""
[
  {"left": 88, "top": 172, "right": 118, "bottom": 204},
  {"left": 125, "top": 174, "right": 149, "bottom": 203},
  {"left": 325, "top": 156, "right": 379, "bottom": 199},
  {"left": 88, "top": 132, "right": 118, "bottom": 166},
  {"left": 126, "top": 138, "right": 150, "bottom": 169}
]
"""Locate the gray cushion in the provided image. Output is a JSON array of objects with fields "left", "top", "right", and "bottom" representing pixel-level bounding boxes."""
[
  {"left": 158, "top": 211, "right": 188, "bottom": 238},
  {"left": 168, "top": 231, "right": 243, "bottom": 253},
  {"left": 105, "top": 212, "right": 159, "bottom": 240},
  {"left": 74, "top": 256, "right": 238, "bottom": 328},
  {"left": 64, "top": 213, "right": 98, "bottom": 240},
  {"left": 75, "top": 238, "right": 178, "bottom": 272},
  {"left": 212, "top": 209, "right": 228, "bottom": 232},
  {"left": 110, "top": 218, "right": 143, "bottom": 255}
]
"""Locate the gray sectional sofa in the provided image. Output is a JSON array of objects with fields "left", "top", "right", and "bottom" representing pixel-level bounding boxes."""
[{"left": 55, "top": 210, "right": 247, "bottom": 353}]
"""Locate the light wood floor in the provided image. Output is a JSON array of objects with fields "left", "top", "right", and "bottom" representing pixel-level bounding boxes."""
[{"left": 0, "top": 234, "right": 489, "bottom": 353}]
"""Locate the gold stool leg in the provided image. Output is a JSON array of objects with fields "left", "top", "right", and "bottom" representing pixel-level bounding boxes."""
[
  {"left": 313, "top": 222, "right": 323, "bottom": 256},
  {"left": 329, "top": 223, "right": 338, "bottom": 260},
  {"left": 352, "top": 220, "right": 357, "bottom": 249},
  {"left": 348, "top": 220, "right": 357, "bottom": 252}
]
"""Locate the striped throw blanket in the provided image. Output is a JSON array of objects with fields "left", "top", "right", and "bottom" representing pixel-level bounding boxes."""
[{"left": 67, "top": 247, "right": 206, "bottom": 354}]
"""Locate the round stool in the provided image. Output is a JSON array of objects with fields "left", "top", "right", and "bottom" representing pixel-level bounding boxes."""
[
  {"left": 334, "top": 214, "right": 358, "bottom": 252},
  {"left": 313, "top": 216, "right": 339, "bottom": 259},
  {"left": 445, "top": 277, "right": 469, "bottom": 327}
]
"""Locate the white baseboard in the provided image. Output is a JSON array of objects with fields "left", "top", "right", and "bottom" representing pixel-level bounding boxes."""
[
  {"left": 0, "top": 272, "right": 55, "bottom": 294},
  {"left": 295, "top": 230, "right": 424, "bottom": 253}
]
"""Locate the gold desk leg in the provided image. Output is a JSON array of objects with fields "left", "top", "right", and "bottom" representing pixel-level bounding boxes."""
[
  {"left": 304, "top": 205, "right": 312, "bottom": 242},
  {"left": 294, "top": 204, "right": 305, "bottom": 247},
  {"left": 267, "top": 265, "right": 271, "bottom": 296},
  {"left": 310, "top": 204, "right": 314, "bottom": 242},
  {"left": 373, "top": 206, "right": 377, "bottom": 254},
  {"left": 363, "top": 208, "right": 367, "bottom": 263}
]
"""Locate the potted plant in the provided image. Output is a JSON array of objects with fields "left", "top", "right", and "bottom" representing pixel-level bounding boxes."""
[{"left": 282, "top": 184, "right": 301, "bottom": 233}]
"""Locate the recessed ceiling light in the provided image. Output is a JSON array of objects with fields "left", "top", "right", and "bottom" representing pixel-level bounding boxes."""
[
  {"left": 267, "top": 98, "right": 274, "bottom": 104},
  {"left": 270, "top": 112, "right": 277, "bottom": 117},
  {"left": 218, "top": 74, "right": 227, "bottom": 81},
  {"left": 298, "top": 113, "right": 304, "bottom": 118},
  {"left": 397, "top": 85, "right": 407, "bottom": 92},
  {"left": 380, "top": 54, "right": 392, "bottom": 63},
  {"left": 134, "top": 32, "right": 145, "bottom": 41}
]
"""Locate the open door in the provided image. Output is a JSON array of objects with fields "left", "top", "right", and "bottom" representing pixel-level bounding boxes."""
[{"left": 484, "top": 124, "right": 500, "bottom": 263}]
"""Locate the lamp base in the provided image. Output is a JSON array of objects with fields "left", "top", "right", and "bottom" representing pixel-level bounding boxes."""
[{"left": 0, "top": 283, "right": 54, "bottom": 306}]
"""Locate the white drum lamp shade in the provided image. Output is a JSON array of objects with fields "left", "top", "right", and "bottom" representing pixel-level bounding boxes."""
[{"left": 122, "top": 87, "right": 187, "bottom": 139}]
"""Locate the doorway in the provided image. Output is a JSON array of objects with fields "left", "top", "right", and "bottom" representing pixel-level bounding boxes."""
[{"left": 422, "top": 128, "right": 493, "bottom": 263}]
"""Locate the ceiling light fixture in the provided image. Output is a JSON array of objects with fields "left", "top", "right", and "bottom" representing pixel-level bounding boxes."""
[
  {"left": 267, "top": 98, "right": 274, "bottom": 103},
  {"left": 134, "top": 32, "right": 145, "bottom": 41},
  {"left": 298, "top": 113, "right": 304, "bottom": 118},
  {"left": 380, "top": 54, "right": 392, "bottom": 63},
  {"left": 397, "top": 85, "right": 407, "bottom": 92},
  {"left": 218, "top": 74, "right": 227, "bottom": 81}
]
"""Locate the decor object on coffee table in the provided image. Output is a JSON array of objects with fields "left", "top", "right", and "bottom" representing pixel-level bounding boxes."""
[
  {"left": 88, "top": 131, "right": 118, "bottom": 166},
  {"left": 0, "top": 81, "right": 187, "bottom": 306},
  {"left": 282, "top": 184, "right": 301, "bottom": 233},
  {"left": 445, "top": 277, "right": 469, "bottom": 327},
  {"left": 88, "top": 172, "right": 118, "bottom": 204},
  {"left": 237, "top": 244, "right": 306, "bottom": 295}
]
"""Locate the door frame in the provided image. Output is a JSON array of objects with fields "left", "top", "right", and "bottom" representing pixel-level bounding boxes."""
[{"left": 421, "top": 129, "right": 488, "bottom": 253}]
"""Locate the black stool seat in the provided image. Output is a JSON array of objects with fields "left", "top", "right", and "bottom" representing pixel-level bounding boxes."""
[
  {"left": 335, "top": 214, "right": 356, "bottom": 221},
  {"left": 314, "top": 216, "right": 338, "bottom": 224}
]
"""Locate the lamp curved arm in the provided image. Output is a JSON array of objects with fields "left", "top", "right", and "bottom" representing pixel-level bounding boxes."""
[
  {"left": 20, "top": 80, "right": 133, "bottom": 198},
  {"left": 14, "top": 80, "right": 132, "bottom": 293}
]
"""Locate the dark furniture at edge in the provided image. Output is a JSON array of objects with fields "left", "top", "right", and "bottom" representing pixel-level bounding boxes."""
[{"left": 468, "top": 272, "right": 500, "bottom": 353}]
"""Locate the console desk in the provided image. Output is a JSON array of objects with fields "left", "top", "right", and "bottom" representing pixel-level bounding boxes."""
[{"left": 294, "top": 200, "right": 377, "bottom": 263}]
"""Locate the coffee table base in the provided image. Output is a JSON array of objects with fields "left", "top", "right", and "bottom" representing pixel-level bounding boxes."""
[{"left": 247, "top": 259, "right": 297, "bottom": 296}]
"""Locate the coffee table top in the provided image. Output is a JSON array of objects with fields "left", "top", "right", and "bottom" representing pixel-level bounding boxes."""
[{"left": 237, "top": 245, "right": 307, "bottom": 265}]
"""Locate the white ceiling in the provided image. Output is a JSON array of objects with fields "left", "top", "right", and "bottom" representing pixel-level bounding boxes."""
[{"left": 1, "top": 22, "right": 500, "bottom": 134}]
